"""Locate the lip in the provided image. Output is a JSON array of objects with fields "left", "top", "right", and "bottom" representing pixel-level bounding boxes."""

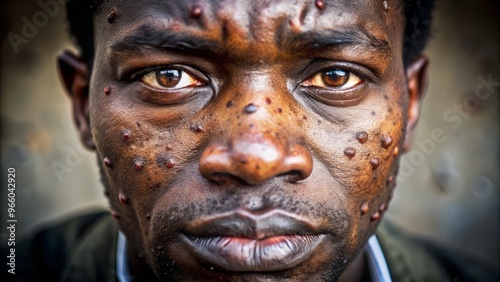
[{"left": 182, "top": 209, "right": 325, "bottom": 271}]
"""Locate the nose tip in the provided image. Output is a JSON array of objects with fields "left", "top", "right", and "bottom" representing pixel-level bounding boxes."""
[{"left": 199, "top": 138, "right": 312, "bottom": 185}]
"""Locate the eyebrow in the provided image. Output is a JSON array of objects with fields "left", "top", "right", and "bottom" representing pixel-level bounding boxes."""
[
  {"left": 110, "top": 24, "right": 221, "bottom": 55},
  {"left": 277, "top": 28, "right": 391, "bottom": 56},
  {"left": 110, "top": 24, "right": 391, "bottom": 59}
]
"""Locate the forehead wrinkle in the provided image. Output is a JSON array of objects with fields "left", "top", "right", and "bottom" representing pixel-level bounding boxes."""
[{"left": 211, "top": 0, "right": 285, "bottom": 59}]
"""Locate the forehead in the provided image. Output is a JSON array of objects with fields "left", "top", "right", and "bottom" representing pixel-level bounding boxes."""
[{"left": 95, "top": 0, "right": 401, "bottom": 60}]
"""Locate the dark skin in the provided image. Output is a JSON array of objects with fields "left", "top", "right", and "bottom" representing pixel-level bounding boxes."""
[{"left": 58, "top": 0, "right": 428, "bottom": 281}]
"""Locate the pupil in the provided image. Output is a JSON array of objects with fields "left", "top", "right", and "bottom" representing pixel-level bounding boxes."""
[
  {"left": 322, "top": 70, "right": 349, "bottom": 86},
  {"left": 156, "top": 69, "right": 181, "bottom": 87}
]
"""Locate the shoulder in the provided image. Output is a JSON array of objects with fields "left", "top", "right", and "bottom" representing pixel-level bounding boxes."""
[
  {"left": 376, "top": 220, "right": 499, "bottom": 282},
  {"left": 2, "top": 211, "right": 117, "bottom": 282}
]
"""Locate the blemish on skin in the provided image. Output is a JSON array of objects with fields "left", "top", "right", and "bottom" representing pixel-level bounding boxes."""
[
  {"left": 136, "top": 121, "right": 141, "bottom": 128},
  {"left": 344, "top": 147, "right": 356, "bottom": 159},
  {"left": 314, "top": 0, "right": 325, "bottom": 10},
  {"left": 103, "top": 157, "right": 112, "bottom": 168},
  {"left": 356, "top": 132, "right": 368, "bottom": 144},
  {"left": 134, "top": 158, "right": 145, "bottom": 170},
  {"left": 244, "top": 103, "right": 258, "bottom": 114},
  {"left": 122, "top": 129, "right": 131, "bottom": 140},
  {"left": 370, "top": 158, "right": 380, "bottom": 170},
  {"left": 381, "top": 135, "right": 393, "bottom": 149},
  {"left": 277, "top": 108, "right": 283, "bottom": 113},
  {"left": 190, "top": 124, "right": 204, "bottom": 133},
  {"left": 386, "top": 175, "right": 394, "bottom": 185},
  {"left": 383, "top": 0, "right": 390, "bottom": 13},
  {"left": 190, "top": 5, "right": 202, "bottom": 18},
  {"left": 226, "top": 100, "right": 234, "bottom": 108},
  {"left": 111, "top": 210, "right": 120, "bottom": 219},
  {"left": 166, "top": 144, "right": 173, "bottom": 150},
  {"left": 107, "top": 10, "right": 117, "bottom": 23},
  {"left": 360, "top": 203, "right": 369, "bottom": 215},
  {"left": 166, "top": 158, "right": 176, "bottom": 168},
  {"left": 371, "top": 211, "right": 380, "bottom": 221},
  {"left": 265, "top": 97, "right": 272, "bottom": 105},
  {"left": 119, "top": 193, "right": 129, "bottom": 205},
  {"left": 393, "top": 146, "right": 399, "bottom": 157},
  {"left": 104, "top": 86, "right": 111, "bottom": 95},
  {"left": 379, "top": 203, "right": 386, "bottom": 212},
  {"left": 371, "top": 111, "right": 376, "bottom": 116}
]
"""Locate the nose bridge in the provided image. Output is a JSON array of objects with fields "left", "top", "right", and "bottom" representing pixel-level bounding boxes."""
[
  {"left": 227, "top": 70, "right": 286, "bottom": 146},
  {"left": 199, "top": 71, "right": 313, "bottom": 185}
]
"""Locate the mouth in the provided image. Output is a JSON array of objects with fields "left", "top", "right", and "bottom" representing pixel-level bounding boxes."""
[{"left": 182, "top": 209, "right": 326, "bottom": 271}]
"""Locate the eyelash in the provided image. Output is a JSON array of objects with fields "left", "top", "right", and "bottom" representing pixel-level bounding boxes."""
[
  {"left": 292, "top": 61, "right": 378, "bottom": 106},
  {"left": 125, "top": 61, "right": 375, "bottom": 107}
]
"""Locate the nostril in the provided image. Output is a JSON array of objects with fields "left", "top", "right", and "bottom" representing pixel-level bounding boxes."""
[
  {"left": 208, "top": 172, "right": 248, "bottom": 186},
  {"left": 277, "top": 170, "right": 304, "bottom": 183}
]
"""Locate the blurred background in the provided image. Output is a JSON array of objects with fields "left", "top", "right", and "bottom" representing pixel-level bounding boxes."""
[{"left": 1, "top": 0, "right": 499, "bottom": 272}]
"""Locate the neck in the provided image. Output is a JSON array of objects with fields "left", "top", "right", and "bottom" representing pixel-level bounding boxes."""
[
  {"left": 127, "top": 242, "right": 159, "bottom": 281},
  {"left": 338, "top": 251, "right": 369, "bottom": 282}
]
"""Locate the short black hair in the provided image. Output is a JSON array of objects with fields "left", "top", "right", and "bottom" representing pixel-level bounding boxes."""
[{"left": 66, "top": 0, "right": 434, "bottom": 67}]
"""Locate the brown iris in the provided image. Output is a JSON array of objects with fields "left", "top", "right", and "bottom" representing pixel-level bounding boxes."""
[
  {"left": 321, "top": 70, "right": 349, "bottom": 87},
  {"left": 156, "top": 69, "right": 181, "bottom": 87}
]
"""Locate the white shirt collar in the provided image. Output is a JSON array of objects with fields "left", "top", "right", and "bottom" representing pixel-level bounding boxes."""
[
  {"left": 117, "top": 231, "right": 133, "bottom": 282},
  {"left": 365, "top": 234, "right": 393, "bottom": 282},
  {"left": 116, "top": 232, "right": 392, "bottom": 282}
]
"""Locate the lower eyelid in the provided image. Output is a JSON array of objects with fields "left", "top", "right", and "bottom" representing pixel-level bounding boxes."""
[{"left": 299, "top": 81, "right": 366, "bottom": 104}]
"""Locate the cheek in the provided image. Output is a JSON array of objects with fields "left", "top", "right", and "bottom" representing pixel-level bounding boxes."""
[
  {"left": 306, "top": 98, "right": 405, "bottom": 241},
  {"left": 91, "top": 101, "right": 182, "bottom": 216}
]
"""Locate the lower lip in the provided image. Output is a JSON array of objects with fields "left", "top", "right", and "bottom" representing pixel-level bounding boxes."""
[{"left": 183, "top": 234, "right": 325, "bottom": 272}]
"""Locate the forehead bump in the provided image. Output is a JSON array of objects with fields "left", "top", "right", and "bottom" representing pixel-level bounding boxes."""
[
  {"left": 314, "top": 0, "right": 325, "bottom": 10},
  {"left": 107, "top": 9, "right": 117, "bottom": 23},
  {"left": 383, "top": 0, "right": 390, "bottom": 14},
  {"left": 190, "top": 5, "right": 203, "bottom": 19},
  {"left": 104, "top": 86, "right": 111, "bottom": 95}
]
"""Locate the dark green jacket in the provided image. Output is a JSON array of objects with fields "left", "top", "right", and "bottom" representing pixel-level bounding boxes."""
[{"left": 2, "top": 211, "right": 498, "bottom": 281}]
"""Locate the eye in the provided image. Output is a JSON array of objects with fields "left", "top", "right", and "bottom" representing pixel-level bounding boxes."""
[
  {"left": 301, "top": 69, "right": 362, "bottom": 90},
  {"left": 140, "top": 68, "right": 205, "bottom": 90}
]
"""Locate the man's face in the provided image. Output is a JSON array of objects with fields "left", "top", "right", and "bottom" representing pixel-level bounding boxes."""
[{"left": 63, "top": 0, "right": 426, "bottom": 280}]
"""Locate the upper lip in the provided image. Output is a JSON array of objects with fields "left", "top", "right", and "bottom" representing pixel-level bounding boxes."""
[{"left": 184, "top": 209, "right": 318, "bottom": 239}]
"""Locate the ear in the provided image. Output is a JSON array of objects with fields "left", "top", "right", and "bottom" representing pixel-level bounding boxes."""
[
  {"left": 57, "top": 50, "right": 96, "bottom": 150},
  {"left": 402, "top": 55, "right": 429, "bottom": 152}
]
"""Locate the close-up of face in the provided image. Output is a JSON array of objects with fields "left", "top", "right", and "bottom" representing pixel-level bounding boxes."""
[{"left": 59, "top": 0, "right": 428, "bottom": 280}]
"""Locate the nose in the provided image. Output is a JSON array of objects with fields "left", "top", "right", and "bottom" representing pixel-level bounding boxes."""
[{"left": 199, "top": 128, "right": 313, "bottom": 186}]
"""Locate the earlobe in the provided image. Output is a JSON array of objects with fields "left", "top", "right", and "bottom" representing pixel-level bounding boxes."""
[
  {"left": 402, "top": 55, "right": 429, "bottom": 152},
  {"left": 57, "top": 50, "right": 96, "bottom": 150}
]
